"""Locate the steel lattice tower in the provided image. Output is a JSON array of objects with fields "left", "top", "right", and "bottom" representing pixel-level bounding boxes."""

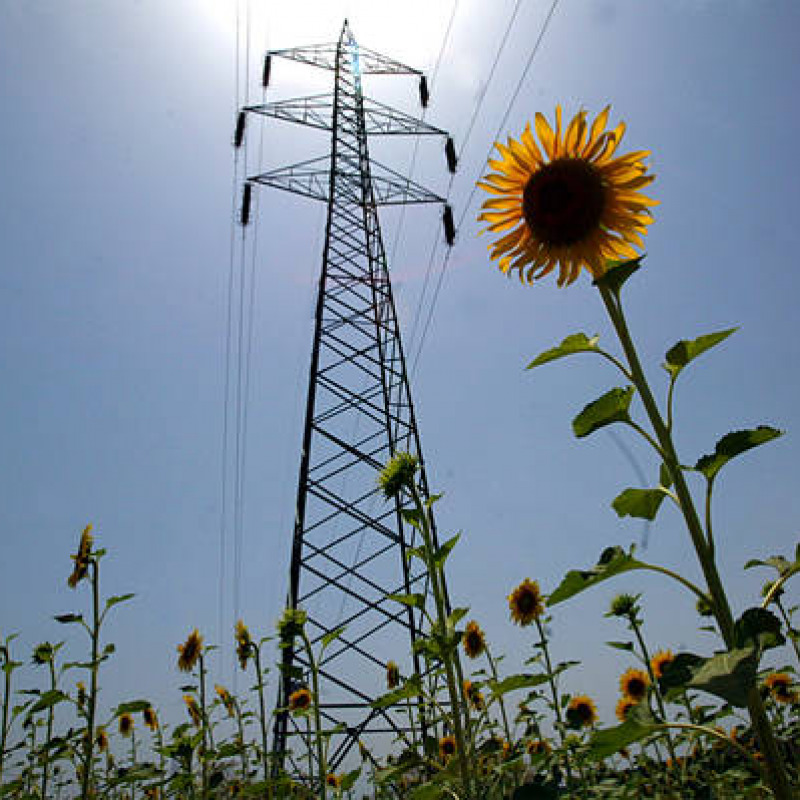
[{"left": 238, "top": 21, "right": 455, "bottom": 774}]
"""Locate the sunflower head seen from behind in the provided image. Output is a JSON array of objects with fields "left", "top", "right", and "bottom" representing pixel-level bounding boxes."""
[{"left": 478, "top": 106, "right": 656, "bottom": 286}]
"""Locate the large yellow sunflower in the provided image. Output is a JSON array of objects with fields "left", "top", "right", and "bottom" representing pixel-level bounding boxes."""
[{"left": 478, "top": 106, "right": 656, "bottom": 286}]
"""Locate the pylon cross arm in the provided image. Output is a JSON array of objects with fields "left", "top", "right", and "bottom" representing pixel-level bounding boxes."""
[{"left": 269, "top": 43, "right": 419, "bottom": 75}]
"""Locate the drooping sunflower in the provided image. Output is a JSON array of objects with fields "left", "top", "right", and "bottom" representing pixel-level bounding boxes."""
[
  {"left": 615, "top": 696, "right": 638, "bottom": 722},
  {"left": 143, "top": 706, "right": 159, "bottom": 731},
  {"left": 765, "top": 672, "right": 797, "bottom": 704},
  {"left": 439, "top": 734, "right": 457, "bottom": 761},
  {"left": 463, "top": 679, "right": 485, "bottom": 711},
  {"left": 215, "top": 684, "right": 236, "bottom": 717},
  {"left": 177, "top": 628, "right": 204, "bottom": 673},
  {"left": 325, "top": 774, "right": 342, "bottom": 789},
  {"left": 650, "top": 649, "right": 675, "bottom": 681},
  {"left": 289, "top": 687, "right": 312, "bottom": 713},
  {"left": 526, "top": 739, "right": 551, "bottom": 757},
  {"left": 620, "top": 668, "right": 650, "bottom": 701},
  {"left": 508, "top": 579, "right": 545, "bottom": 626},
  {"left": 184, "top": 694, "right": 201, "bottom": 726},
  {"left": 118, "top": 712, "right": 134, "bottom": 737},
  {"left": 95, "top": 727, "right": 109, "bottom": 752},
  {"left": 463, "top": 620, "right": 486, "bottom": 659},
  {"left": 68, "top": 524, "right": 93, "bottom": 588},
  {"left": 477, "top": 106, "right": 656, "bottom": 286},
  {"left": 235, "top": 619, "right": 254, "bottom": 670},
  {"left": 566, "top": 694, "right": 598, "bottom": 729},
  {"left": 385, "top": 660, "right": 400, "bottom": 689}
]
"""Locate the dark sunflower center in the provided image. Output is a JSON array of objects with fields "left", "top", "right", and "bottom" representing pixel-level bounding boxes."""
[
  {"left": 522, "top": 158, "right": 606, "bottom": 246},
  {"left": 517, "top": 590, "right": 537, "bottom": 614}
]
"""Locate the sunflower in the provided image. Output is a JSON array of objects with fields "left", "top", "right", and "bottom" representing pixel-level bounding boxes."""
[
  {"left": 508, "top": 579, "right": 544, "bottom": 626},
  {"left": 765, "top": 672, "right": 797, "bottom": 704},
  {"left": 378, "top": 452, "right": 418, "bottom": 499},
  {"left": 184, "top": 694, "right": 201, "bottom": 726},
  {"left": 527, "top": 739, "right": 551, "bottom": 757},
  {"left": 650, "top": 650, "right": 674, "bottom": 681},
  {"left": 177, "top": 628, "right": 204, "bottom": 673},
  {"left": 235, "top": 619, "right": 253, "bottom": 670},
  {"left": 566, "top": 695, "right": 598, "bottom": 729},
  {"left": 615, "top": 696, "right": 638, "bottom": 722},
  {"left": 118, "top": 712, "right": 134, "bottom": 737},
  {"left": 385, "top": 660, "right": 400, "bottom": 689},
  {"left": 289, "top": 687, "right": 312, "bottom": 713},
  {"left": 68, "top": 524, "right": 93, "bottom": 588},
  {"left": 463, "top": 679, "right": 484, "bottom": 711},
  {"left": 215, "top": 684, "right": 236, "bottom": 717},
  {"left": 620, "top": 668, "right": 649, "bottom": 701},
  {"left": 477, "top": 106, "right": 656, "bottom": 287},
  {"left": 439, "top": 734, "right": 457, "bottom": 761},
  {"left": 95, "top": 727, "right": 109, "bottom": 752},
  {"left": 325, "top": 774, "right": 342, "bottom": 789},
  {"left": 76, "top": 681, "right": 87, "bottom": 707},
  {"left": 463, "top": 620, "right": 486, "bottom": 659},
  {"left": 143, "top": 706, "right": 159, "bottom": 731}
]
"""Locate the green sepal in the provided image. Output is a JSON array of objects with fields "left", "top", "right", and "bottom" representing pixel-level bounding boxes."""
[
  {"left": 611, "top": 487, "right": 668, "bottom": 521},
  {"left": 593, "top": 257, "right": 643, "bottom": 295},
  {"left": 572, "top": 387, "right": 634, "bottom": 438},
  {"left": 663, "top": 328, "right": 738, "bottom": 379},
  {"left": 548, "top": 546, "right": 645, "bottom": 606},
  {"left": 695, "top": 426, "right": 783, "bottom": 480},
  {"left": 527, "top": 333, "right": 600, "bottom": 370}
]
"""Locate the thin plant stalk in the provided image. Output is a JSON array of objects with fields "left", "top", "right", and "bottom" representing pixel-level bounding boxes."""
[
  {"left": 198, "top": 654, "right": 210, "bottom": 800},
  {"left": 773, "top": 597, "right": 800, "bottom": 667},
  {"left": 299, "top": 629, "right": 326, "bottom": 800},
  {"left": 40, "top": 653, "right": 58, "bottom": 799},
  {"left": 484, "top": 645, "right": 512, "bottom": 744},
  {"left": 80, "top": 559, "right": 101, "bottom": 800},
  {"left": 0, "top": 639, "right": 15, "bottom": 787},
  {"left": 253, "top": 644, "right": 271, "bottom": 790},
  {"left": 597, "top": 280, "right": 792, "bottom": 800}
]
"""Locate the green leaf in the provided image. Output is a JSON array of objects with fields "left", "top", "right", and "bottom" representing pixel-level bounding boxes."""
[
  {"left": 372, "top": 675, "right": 422, "bottom": 709},
  {"left": 28, "top": 690, "right": 69, "bottom": 714},
  {"left": 448, "top": 607, "right": 469, "bottom": 628},
  {"left": 587, "top": 704, "right": 658, "bottom": 760},
  {"left": 744, "top": 554, "right": 796, "bottom": 575},
  {"left": 593, "top": 257, "right": 643, "bottom": 294},
  {"left": 658, "top": 653, "right": 706, "bottom": 695},
  {"left": 433, "top": 533, "right": 460, "bottom": 568},
  {"left": 105, "top": 593, "right": 135, "bottom": 610},
  {"left": 386, "top": 593, "right": 425, "bottom": 610},
  {"left": 115, "top": 700, "right": 153, "bottom": 715},
  {"left": 341, "top": 768, "right": 361, "bottom": 792},
  {"left": 611, "top": 487, "right": 668, "bottom": 521},
  {"left": 53, "top": 614, "right": 83, "bottom": 625},
  {"left": 687, "top": 647, "right": 758, "bottom": 708},
  {"left": 400, "top": 508, "right": 423, "bottom": 527},
  {"left": 489, "top": 673, "right": 551, "bottom": 698},
  {"left": 526, "top": 333, "right": 600, "bottom": 370},
  {"left": 734, "top": 607, "right": 784, "bottom": 652},
  {"left": 548, "top": 546, "right": 646, "bottom": 606},
  {"left": 572, "top": 387, "right": 634, "bottom": 438},
  {"left": 321, "top": 626, "right": 347, "bottom": 651},
  {"left": 606, "top": 641, "right": 634, "bottom": 652},
  {"left": 663, "top": 328, "right": 738, "bottom": 379},
  {"left": 695, "top": 426, "right": 783, "bottom": 481},
  {"left": 409, "top": 784, "right": 444, "bottom": 800}
]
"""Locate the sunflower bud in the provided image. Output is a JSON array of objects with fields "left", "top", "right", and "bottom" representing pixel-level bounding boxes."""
[{"left": 378, "top": 452, "right": 418, "bottom": 500}]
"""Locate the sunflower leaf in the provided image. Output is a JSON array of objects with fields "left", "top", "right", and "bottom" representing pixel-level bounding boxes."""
[
  {"left": 606, "top": 641, "right": 635, "bottom": 652},
  {"left": 587, "top": 703, "right": 658, "bottom": 760},
  {"left": 526, "top": 333, "right": 600, "bottom": 370},
  {"left": 320, "top": 625, "right": 347, "bottom": 652},
  {"left": 611, "top": 487, "right": 669, "bottom": 521},
  {"left": 386, "top": 593, "right": 425, "bottom": 610},
  {"left": 594, "top": 257, "right": 643, "bottom": 295},
  {"left": 572, "top": 387, "right": 635, "bottom": 438},
  {"left": 686, "top": 647, "right": 759, "bottom": 708},
  {"left": 548, "top": 546, "right": 646, "bottom": 606},
  {"left": 372, "top": 674, "right": 422, "bottom": 709},
  {"left": 734, "top": 607, "right": 784, "bottom": 652},
  {"left": 695, "top": 426, "right": 783, "bottom": 480},
  {"left": 115, "top": 700, "right": 153, "bottom": 715},
  {"left": 433, "top": 533, "right": 460, "bottom": 568},
  {"left": 105, "top": 593, "right": 135, "bottom": 611},
  {"left": 28, "top": 690, "right": 69, "bottom": 715},
  {"left": 489, "top": 673, "right": 551, "bottom": 698},
  {"left": 662, "top": 328, "right": 738, "bottom": 379}
]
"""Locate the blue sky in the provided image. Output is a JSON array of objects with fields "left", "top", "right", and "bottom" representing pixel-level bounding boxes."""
[{"left": 1, "top": 0, "right": 799, "bottom": 752}]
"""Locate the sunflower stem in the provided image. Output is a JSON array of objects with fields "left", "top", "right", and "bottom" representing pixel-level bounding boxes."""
[
  {"left": 80, "top": 558, "right": 100, "bottom": 800},
  {"left": 253, "top": 644, "right": 272, "bottom": 791},
  {"left": 40, "top": 653, "right": 57, "bottom": 800},
  {"left": 597, "top": 280, "right": 793, "bottom": 800},
  {"left": 773, "top": 598, "right": 800, "bottom": 667},
  {"left": 299, "top": 629, "right": 327, "bottom": 800},
  {"left": 485, "top": 645, "right": 512, "bottom": 745},
  {"left": 198, "top": 653, "right": 210, "bottom": 800}
]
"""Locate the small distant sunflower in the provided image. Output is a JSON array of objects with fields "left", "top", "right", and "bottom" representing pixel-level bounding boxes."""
[
  {"left": 184, "top": 694, "right": 201, "bottom": 726},
  {"left": 765, "top": 672, "right": 797, "bottom": 704},
  {"left": 177, "top": 629, "right": 204, "bottom": 673},
  {"left": 508, "top": 579, "right": 544, "bottom": 626},
  {"left": 619, "top": 668, "right": 649, "bottom": 701},
  {"left": 235, "top": 620, "right": 253, "bottom": 670},
  {"left": 615, "top": 696, "right": 638, "bottom": 722},
  {"left": 76, "top": 681, "right": 87, "bottom": 707},
  {"left": 463, "top": 620, "right": 486, "bottom": 659},
  {"left": 439, "top": 734, "right": 457, "bottom": 761},
  {"left": 118, "top": 712, "right": 134, "bottom": 737},
  {"left": 477, "top": 106, "right": 656, "bottom": 286},
  {"left": 143, "top": 706, "right": 159, "bottom": 731},
  {"left": 325, "top": 774, "right": 342, "bottom": 789},
  {"left": 463, "top": 679, "right": 484, "bottom": 711},
  {"left": 566, "top": 695, "right": 598, "bottom": 729},
  {"left": 215, "top": 684, "right": 236, "bottom": 717},
  {"left": 527, "top": 739, "right": 551, "bottom": 757},
  {"left": 288, "top": 687, "right": 312, "bottom": 713},
  {"left": 378, "top": 452, "right": 418, "bottom": 500},
  {"left": 650, "top": 650, "right": 674, "bottom": 681},
  {"left": 95, "top": 727, "right": 109, "bottom": 752},
  {"left": 385, "top": 660, "right": 400, "bottom": 689},
  {"left": 68, "top": 524, "right": 93, "bottom": 588}
]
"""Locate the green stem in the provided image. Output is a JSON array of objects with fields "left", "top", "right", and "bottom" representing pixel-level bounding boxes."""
[
  {"left": 624, "top": 419, "right": 667, "bottom": 460},
  {"left": 774, "top": 598, "right": 800, "bottom": 667},
  {"left": 533, "top": 617, "right": 574, "bottom": 790},
  {"left": 254, "top": 645, "right": 271, "bottom": 789},
  {"left": 235, "top": 698, "right": 248, "bottom": 782},
  {"left": 637, "top": 563, "right": 709, "bottom": 605},
  {"left": 705, "top": 477, "right": 716, "bottom": 556},
  {"left": 408, "top": 484, "right": 473, "bottom": 799},
  {"left": 81, "top": 559, "right": 100, "bottom": 800},
  {"left": 485, "top": 646, "right": 512, "bottom": 745},
  {"left": 761, "top": 565, "right": 800, "bottom": 610},
  {"left": 198, "top": 654, "right": 209, "bottom": 800},
  {"left": 0, "top": 642, "right": 12, "bottom": 787},
  {"left": 300, "top": 630, "right": 326, "bottom": 800},
  {"left": 40, "top": 657, "right": 57, "bottom": 799},
  {"left": 597, "top": 282, "right": 792, "bottom": 800},
  {"left": 130, "top": 729, "right": 137, "bottom": 800}
]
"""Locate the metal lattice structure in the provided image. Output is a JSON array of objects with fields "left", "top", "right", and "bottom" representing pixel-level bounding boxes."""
[{"left": 240, "top": 21, "right": 454, "bottom": 774}]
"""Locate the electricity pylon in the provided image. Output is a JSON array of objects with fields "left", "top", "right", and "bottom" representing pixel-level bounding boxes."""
[{"left": 238, "top": 20, "right": 456, "bottom": 775}]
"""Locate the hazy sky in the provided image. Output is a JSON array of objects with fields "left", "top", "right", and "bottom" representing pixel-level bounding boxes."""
[{"left": 1, "top": 0, "right": 799, "bottom": 756}]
